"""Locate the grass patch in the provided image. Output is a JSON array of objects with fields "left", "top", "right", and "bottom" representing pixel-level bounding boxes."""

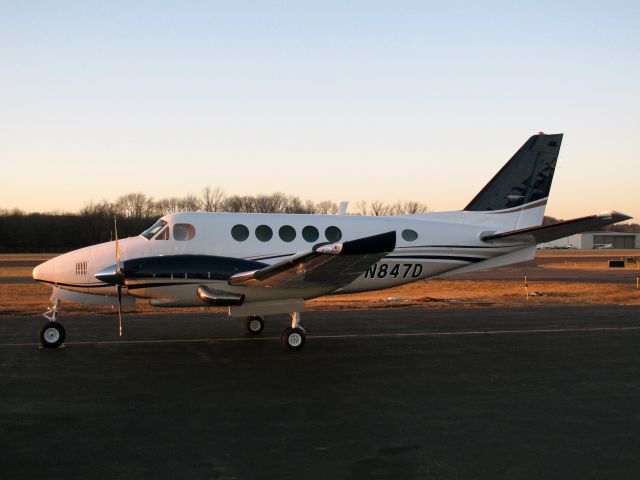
[{"left": 2, "top": 277, "right": 638, "bottom": 317}]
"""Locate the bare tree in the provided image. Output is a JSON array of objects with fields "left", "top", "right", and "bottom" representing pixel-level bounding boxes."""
[
  {"left": 222, "top": 195, "right": 257, "bottom": 213},
  {"left": 154, "top": 197, "right": 181, "bottom": 215},
  {"left": 285, "top": 196, "right": 312, "bottom": 213},
  {"left": 254, "top": 192, "right": 288, "bottom": 213},
  {"left": 305, "top": 199, "right": 316, "bottom": 214},
  {"left": 201, "top": 186, "right": 225, "bottom": 212},
  {"left": 253, "top": 194, "right": 272, "bottom": 213},
  {"left": 115, "top": 193, "right": 153, "bottom": 218},
  {"left": 177, "top": 194, "right": 201, "bottom": 212},
  {"left": 80, "top": 200, "right": 117, "bottom": 218},
  {"left": 397, "top": 201, "right": 429, "bottom": 214},
  {"left": 355, "top": 200, "right": 368, "bottom": 216},
  {"left": 240, "top": 196, "right": 256, "bottom": 213},
  {"left": 271, "top": 192, "right": 289, "bottom": 212},
  {"left": 370, "top": 201, "right": 389, "bottom": 216},
  {"left": 316, "top": 200, "right": 338, "bottom": 214},
  {"left": 222, "top": 195, "right": 243, "bottom": 212}
]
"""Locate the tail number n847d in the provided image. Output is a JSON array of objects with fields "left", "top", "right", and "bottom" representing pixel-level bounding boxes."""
[{"left": 365, "top": 263, "right": 423, "bottom": 279}]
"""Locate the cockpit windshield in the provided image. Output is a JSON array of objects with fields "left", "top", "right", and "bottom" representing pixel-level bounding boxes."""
[{"left": 141, "top": 219, "right": 168, "bottom": 239}]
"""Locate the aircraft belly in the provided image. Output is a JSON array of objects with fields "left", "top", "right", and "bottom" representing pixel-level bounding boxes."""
[
  {"left": 135, "top": 280, "right": 327, "bottom": 307},
  {"left": 53, "top": 286, "right": 136, "bottom": 307}
]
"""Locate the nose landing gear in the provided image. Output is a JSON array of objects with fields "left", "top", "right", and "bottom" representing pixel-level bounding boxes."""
[{"left": 39, "top": 298, "right": 65, "bottom": 348}]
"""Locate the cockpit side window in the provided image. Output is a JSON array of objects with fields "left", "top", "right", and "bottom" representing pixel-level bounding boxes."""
[
  {"left": 174, "top": 223, "right": 196, "bottom": 241},
  {"left": 141, "top": 220, "right": 167, "bottom": 239},
  {"left": 155, "top": 227, "right": 170, "bottom": 240}
]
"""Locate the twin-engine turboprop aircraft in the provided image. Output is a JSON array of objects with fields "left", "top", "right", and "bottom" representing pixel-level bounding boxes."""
[{"left": 32, "top": 133, "right": 630, "bottom": 350}]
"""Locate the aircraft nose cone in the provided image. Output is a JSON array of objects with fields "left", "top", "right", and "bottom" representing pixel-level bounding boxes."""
[
  {"left": 33, "top": 259, "right": 54, "bottom": 283},
  {"left": 95, "top": 264, "right": 120, "bottom": 285}
]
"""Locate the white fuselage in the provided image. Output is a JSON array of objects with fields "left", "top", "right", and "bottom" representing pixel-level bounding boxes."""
[{"left": 33, "top": 209, "right": 536, "bottom": 315}]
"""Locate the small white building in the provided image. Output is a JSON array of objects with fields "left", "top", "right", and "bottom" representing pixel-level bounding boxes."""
[{"left": 543, "top": 232, "right": 640, "bottom": 249}]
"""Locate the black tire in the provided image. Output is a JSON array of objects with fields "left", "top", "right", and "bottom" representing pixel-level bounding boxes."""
[
  {"left": 280, "top": 327, "right": 305, "bottom": 351},
  {"left": 39, "top": 322, "right": 65, "bottom": 349},
  {"left": 243, "top": 316, "right": 264, "bottom": 335}
]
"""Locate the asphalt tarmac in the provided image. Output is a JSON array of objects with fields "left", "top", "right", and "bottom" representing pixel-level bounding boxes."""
[{"left": 2, "top": 306, "right": 640, "bottom": 479}]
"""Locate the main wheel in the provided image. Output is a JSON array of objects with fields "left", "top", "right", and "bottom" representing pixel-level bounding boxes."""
[
  {"left": 280, "top": 327, "right": 306, "bottom": 351},
  {"left": 39, "top": 321, "right": 65, "bottom": 349},
  {"left": 243, "top": 316, "right": 264, "bottom": 335}
]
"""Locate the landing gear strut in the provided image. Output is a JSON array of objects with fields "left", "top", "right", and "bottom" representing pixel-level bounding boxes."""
[
  {"left": 39, "top": 298, "right": 65, "bottom": 348},
  {"left": 280, "top": 312, "right": 307, "bottom": 351},
  {"left": 243, "top": 315, "right": 264, "bottom": 335}
]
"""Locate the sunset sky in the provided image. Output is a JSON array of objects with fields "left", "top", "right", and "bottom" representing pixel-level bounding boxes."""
[{"left": 1, "top": 1, "right": 638, "bottom": 220}]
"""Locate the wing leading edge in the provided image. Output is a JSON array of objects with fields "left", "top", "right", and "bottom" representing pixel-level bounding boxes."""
[
  {"left": 228, "top": 231, "right": 396, "bottom": 291},
  {"left": 482, "top": 211, "right": 632, "bottom": 244}
]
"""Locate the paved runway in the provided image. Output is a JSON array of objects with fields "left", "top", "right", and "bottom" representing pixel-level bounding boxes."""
[{"left": 2, "top": 306, "right": 640, "bottom": 479}]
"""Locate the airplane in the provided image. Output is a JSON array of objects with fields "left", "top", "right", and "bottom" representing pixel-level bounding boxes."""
[{"left": 32, "top": 133, "right": 630, "bottom": 351}]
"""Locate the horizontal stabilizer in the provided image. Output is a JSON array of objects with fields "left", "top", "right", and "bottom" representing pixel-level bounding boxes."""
[{"left": 482, "top": 211, "right": 632, "bottom": 244}]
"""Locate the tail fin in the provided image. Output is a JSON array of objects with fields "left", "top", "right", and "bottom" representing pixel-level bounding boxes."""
[
  {"left": 464, "top": 132, "right": 562, "bottom": 229},
  {"left": 465, "top": 133, "right": 562, "bottom": 211}
]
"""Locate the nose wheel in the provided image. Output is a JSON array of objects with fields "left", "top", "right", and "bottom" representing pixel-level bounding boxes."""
[
  {"left": 39, "top": 321, "right": 66, "bottom": 349},
  {"left": 39, "top": 298, "right": 65, "bottom": 348},
  {"left": 280, "top": 312, "right": 307, "bottom": 351}
]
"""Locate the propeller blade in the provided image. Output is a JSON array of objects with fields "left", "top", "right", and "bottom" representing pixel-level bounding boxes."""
[
  {"left": 114, "top": 217, "right": 121, "bottom": 276},
  {"left": 114, "top": 217, "right": 123, "bottom": 337},
  {"left": 117, "top": 285, "right": 123, "bottom": 337}
]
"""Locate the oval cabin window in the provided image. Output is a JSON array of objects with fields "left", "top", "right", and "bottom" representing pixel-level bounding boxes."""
[
  {"left": 231, "top": 224, "right": 249, "bottom": 242},
  {"left": 255, "top": 225, "right": 273, "bottom": 242},
  {"left": 325, "top": 226, "right": 342, "bottom": 242},
  {"left": 302, "top": 226, "right": 319, "bottom": 242},
  {"left": 402, "top": 229, "right": 418, "bottom": 241},
  {"left": 173, "top": 224, "right": 196, "bottom": 241},
  {"left": 279, "top": 225, "right": 296, "bottom": 242}
]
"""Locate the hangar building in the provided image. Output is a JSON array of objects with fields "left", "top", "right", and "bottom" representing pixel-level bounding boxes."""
[{"left": 543, "top": 232, "right": 640, "bottom": 249}]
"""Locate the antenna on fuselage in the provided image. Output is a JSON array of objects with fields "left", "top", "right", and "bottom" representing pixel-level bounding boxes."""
[{"left": 337, "top": 201, "right": 349, "bottom": 215}]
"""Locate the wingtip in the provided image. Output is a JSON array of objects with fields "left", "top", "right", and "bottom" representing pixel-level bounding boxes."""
[{"left": 597, "top": 210, "right": 633, "bottom": 222}]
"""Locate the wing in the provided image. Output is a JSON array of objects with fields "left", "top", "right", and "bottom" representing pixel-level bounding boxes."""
[
  {"left": 482, "top": 211, "right": 631, "bottom": 244},
  {"left": 228, "top": 231, "right": 396, "bottom": 291}
]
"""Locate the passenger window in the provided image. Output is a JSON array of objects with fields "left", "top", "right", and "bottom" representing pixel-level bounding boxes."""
[
  {"left": 279, "top": 225, "right": 296, "bottom": 242},
  {"left": 173, "top": 224, "right": 196, "bottom": 241},
  {"left": 155, "top": 227, "right": 170, "bottom": 240},
  {"left": 302, "top": 226, "right": 319, "bottom": 242},
  {"left": 255, "top": 225, "right": 273, "bottom": 242},
  {"left": 402, "top": 229, "right": 418, "bottom": 241},
  {"left": 231, "top": 224, "right": 249, "bottom": 242},
  {"left": 325, "top": 226, "right": 342, "bottom": 242}
]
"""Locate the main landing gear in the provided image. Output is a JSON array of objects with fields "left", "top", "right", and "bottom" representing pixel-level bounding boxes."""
[
  {"left": 243, "top": 315, "right": 264, "bottom": 335},
  {"left": 39, "top": 298, "right": 66, "bottom": 348},
  {"left": 280, "top": 312, "right": 307, "bottom": 352},
  {"left": 242, "top": 312, "right": 308, "bottom": 351}
]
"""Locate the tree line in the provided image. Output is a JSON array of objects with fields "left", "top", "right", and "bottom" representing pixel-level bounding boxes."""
[{"left": 0, "top": 188, "right": 429, "bottom": 252}]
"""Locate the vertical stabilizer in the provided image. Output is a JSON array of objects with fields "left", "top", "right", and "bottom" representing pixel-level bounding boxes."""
[{"left": 464, "top": 133, "right": 562, "bottom": 229}]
